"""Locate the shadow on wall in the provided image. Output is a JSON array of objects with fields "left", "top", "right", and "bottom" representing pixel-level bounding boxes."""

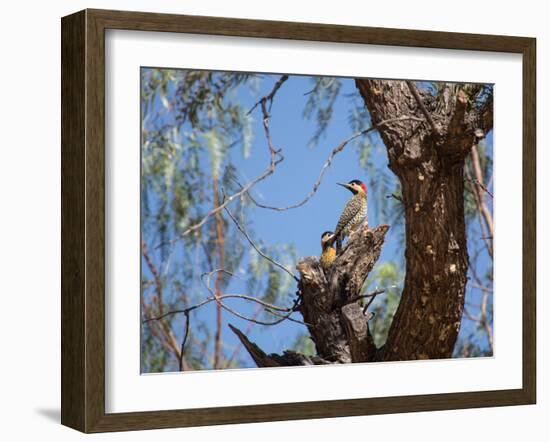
[{"left": 35, "top": 408, "right": 60, "bottom": 423}]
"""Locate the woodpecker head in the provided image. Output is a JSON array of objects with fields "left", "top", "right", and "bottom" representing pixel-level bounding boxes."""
[
  {"left": 321, "top": 231, "right": 335, "bottom": 249},
  {"left": 337, "top": 179, "right": 367, "bottom": 195}
]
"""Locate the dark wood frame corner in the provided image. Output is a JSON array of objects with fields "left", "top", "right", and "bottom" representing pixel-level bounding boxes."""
[{"left": 61, "top": 8, "right": 536, "bottom": 433}]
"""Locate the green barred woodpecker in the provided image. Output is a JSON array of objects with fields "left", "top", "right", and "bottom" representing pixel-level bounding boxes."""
[
  {"left": 320, "top": 231, "right": 337, "bottom": 270},
  {"left": 333, "top": 179, "right": 368, "bottom": 253}
]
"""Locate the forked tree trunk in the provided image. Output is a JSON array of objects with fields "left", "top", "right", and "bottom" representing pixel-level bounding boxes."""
[
  {"left": 230, "top": 80, "right": 492, "bottom": 365},
  {"left": 356, "top": 79, "right": 492, "bottom": 360}
]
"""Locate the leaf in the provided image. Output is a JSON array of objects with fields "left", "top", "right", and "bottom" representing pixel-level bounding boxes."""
[
  {"left": 242, "top": 111, "right": 254, "bottom": 159},
  {"left": 203, "top": 129, "right": 226, "bottom": 178},
  {"left": 160, "top": 90, "right": 171, "bottom": 110},
  {"left": 290, "top": 333, "right": 316, "bottom": 356},
  {"left": 303, "top": 77, "right": 342, "bottom": 147}
]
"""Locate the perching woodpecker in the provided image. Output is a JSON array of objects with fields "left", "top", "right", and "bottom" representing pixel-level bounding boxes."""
[
  {"left": 333, "top": 179, "right": 368, "bottom": 252},
  {"left": 320, "top": 231, "right": 337, "bottom": 270}
]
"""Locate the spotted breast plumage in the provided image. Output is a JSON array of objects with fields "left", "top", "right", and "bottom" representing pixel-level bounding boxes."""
[{"left": 334, "top": 179, "right": 368, "bottom": 252}]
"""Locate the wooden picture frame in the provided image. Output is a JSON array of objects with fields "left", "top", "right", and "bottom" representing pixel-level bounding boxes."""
[{"left": 61, "top": 8, "right": 536, "bottom": 433}]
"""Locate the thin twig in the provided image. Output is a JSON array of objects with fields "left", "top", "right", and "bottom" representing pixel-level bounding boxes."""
[
  {"left": 480, "top": 288, "right": 493, "bottom": 353},
  {"left": 463, "top": 306, "right": 480, "bottom": 322},
  {"left": 154, "top": 159, "right": 282, "bottom": 249},
  {"left": 212, "top": 176, "right": 226, "bottom": 369},
  {"left": 406, "top": 80, "right": 439, "bottom": 134},
  {"left": 247, "top": 74, "right": 289, "bottom": 115},
  {"left": 225, "top": 305, "right": 264, "bottom": 367},
  {"left": 143, "top": 293, "right": 297, "bottom": 324},
  {"left": 200, "top": 268, "right": 244, "bottom": 293},
  {"left": 362, "top": 288, "right": 387, "bottom": 314},
  {"left": 142, "top": 299, "right": 190, "bottom": 370},
  {"left": 178, "top": 312, "right": 190, "bottom": 371},
  {"left": 342, "top": 289, "right": 385, "bottom": 306},
  {"left": 263, "top": 308, "right": 311, "bottom": 326},
  {"left": 200, "top": 269, "right": 303, "bottom": 327},
  {"left": 466, "top": 254, "right": 494, "bottom": 353},
  {"left": 216, "top": 300, "right": 304, "bottom": 327},
  {"left": 468, "top": 250, "right": 489, "bottom": 294},
  {"left": 223, "top": 203, "right": 299, "bottom": 282},
  {"left": 386, "top": 193, "right": 403, "bottom": 203},
  {"left": 239, "top": 116, "right": 423, "bottom": 212},
  {"left": 465, "top": 165, "right": 493, "bottom": 258},
  {"left": 470, "top": 144, "right": 495, "bottom": 235},
  {"left": 154, "top": 87, "right": 284, "bottom": 249},
  {"left": 469, "top": 282, "right": 493, "bottom": 292},
  {"left": 465, "top": 301, "right": 481, "bottom": 309},
  {"left": 142, "top": 240, "right": 191, "bottom": 368},
  {"left": 141, "top": 239, "right": 163, "bottom": 314},
  {"left": 465, "top": 178, "right": 493, "bottom": 199}
]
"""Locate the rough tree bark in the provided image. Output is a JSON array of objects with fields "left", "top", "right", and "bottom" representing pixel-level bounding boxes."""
[
  {"left": 230, "top": 224, "right": 389, "bottom": 366},
  {"left": 230, "top": 80, "right": 492, "bottom": 366},
  {"left": 356, "top": 80, "right": 492, "bottom": 360}
]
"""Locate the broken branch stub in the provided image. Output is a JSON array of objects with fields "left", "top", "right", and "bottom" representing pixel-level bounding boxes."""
[{"left": 229, "top": 224, "right": 389, "bottom": 367}]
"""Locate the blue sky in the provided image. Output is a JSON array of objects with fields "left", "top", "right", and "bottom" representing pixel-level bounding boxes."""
[{"left": 142, "top": 70, "right": 494, "bottom": 370}]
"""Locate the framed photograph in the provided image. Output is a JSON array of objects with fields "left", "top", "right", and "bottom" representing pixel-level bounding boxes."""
[{"left": 61, "top": 9, "right": 536, "bottom": 433}]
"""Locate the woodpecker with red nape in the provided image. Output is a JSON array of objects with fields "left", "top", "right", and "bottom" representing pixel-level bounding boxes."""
[
  {"left": 333, "top": 179, "right": 368, "bottom": 253},
  {"left": 320, "top": 231, "right": 337, "bottom": 270}
]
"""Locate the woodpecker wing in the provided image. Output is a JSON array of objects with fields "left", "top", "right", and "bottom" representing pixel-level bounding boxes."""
[{"left": 334, "top": 193, "right": 367, "bottom": 237}]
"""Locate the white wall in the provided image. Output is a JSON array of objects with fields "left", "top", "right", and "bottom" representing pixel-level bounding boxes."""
[{"left": 0, "top": 0, "right": 546, "bottom": 440}]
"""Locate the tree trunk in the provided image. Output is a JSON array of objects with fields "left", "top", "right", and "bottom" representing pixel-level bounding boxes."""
[
  {"left": 355, "top": 79, "right": 492, "bottom": 360},
  {"left": 231, "top": 80, "right": 493, "bottom": 366}
]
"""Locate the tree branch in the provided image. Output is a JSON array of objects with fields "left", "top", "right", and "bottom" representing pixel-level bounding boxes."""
[
  {"left": 470, "top": 144, "right": 494, "bottom": 236},
  {"left": 224, "top": 305, "right": 263, "bottom": 367},
  {"left": 465, "top": 178, "right": 493, "bottom": 199},
  {"left": 142, "top": 299, "right": 190, "bottom": 370},
  {"left": 465, "top": 162, "right": 493, "bottom": 258},
  {"left": 178, "top": 312, "right": 190, "bottom": 371},
  {"left": 143, "top": 293, "right": 299, "bottom": 324},
  {"left": 212, "top": 176, "right": 225, "bottom": 369},
  {"left": 155, "top": 84, "right": 285, "bottom": 249},
  {"left": 406, "top": 80, "right": 439, "bottom": 134},
  {"left": 362, "top": 288, "right": 386, "bottom": 314},
  {"left": 248, "top": 74, "right": 289, "bottom": 115},
  {"left": 141, "top": 239, "right": 163, "bottom": 314},
  {"left": 228, "top": 324, "right": 331, "bottom": 367},
  {"left": 338, "top": 288, "right": 385, "bottom": 308},
  {"left": 240, "top": 116, "right": 423, "bottom": 212},
  {"left": 223, "top": 203, "right": 299, "bottom": 282},
  {"left": 341, "top": 303, "right": 377, "bottom": 362}
]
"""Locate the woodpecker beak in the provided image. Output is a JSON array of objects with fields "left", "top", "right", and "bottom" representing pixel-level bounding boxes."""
[
  {"left": 337, "top": 182, "right": 354, "bottom": 192},
  {"left": 337, "top": 182, "right": 352, "bottom": 190}
]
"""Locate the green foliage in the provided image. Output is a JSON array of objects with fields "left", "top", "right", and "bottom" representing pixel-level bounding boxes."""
[
  {"left": 308, "top": 80, "right": 494, "bottom": 359},
  {"left": 365, "top": 262, "right": 403, "bottom": 347},
  {"left": 140, "top": 69, "right": 494, "bottom": 371},
  {"left": 240, "top": 109, "right": 254, "bottom": 159},
  {"left": 290, "top": 333, "right": 317, "bottom": 357},
  {"left": 453, "top": 330, "right": 493, "bottom": 358},
  {"left": 464, "top": 139, "right": 493, "bottom": 223},
  {"left": 203, "top": 129, "right": 226, "bottom": 178},
  {"left": 303, "top": 77, "right": 342, "bottom": 147},
  {"left": 246, "top": 241, "right": 298, "bottom": 319},
  {"left": 141, "top": 322, "right": 171, "bottom": 373},
  {"left": 140, "top": 68, "right": 300, "bottom": 372}
]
